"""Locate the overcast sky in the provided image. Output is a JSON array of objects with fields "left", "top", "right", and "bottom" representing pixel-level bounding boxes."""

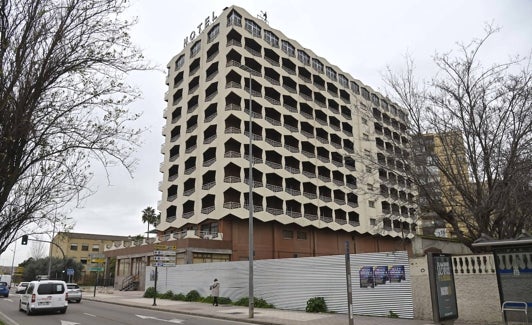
[{"left": 2, "top": 0, "right": 530, "bottom": 266}]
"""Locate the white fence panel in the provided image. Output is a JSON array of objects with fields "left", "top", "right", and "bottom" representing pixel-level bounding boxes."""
[{"left": 146, "top": 251, "right": 413, "bottom": 318}]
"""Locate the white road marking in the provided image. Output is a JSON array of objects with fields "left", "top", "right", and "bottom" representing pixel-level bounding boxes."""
[
  {"left": 60, "top": 321, "right": 80, "bottom": 325},
  {"left": 83, "top": 312, "right": 97, "bottom": 317},
  {"left": 136, "top": 314, "right": 184, "bottom": 323}
]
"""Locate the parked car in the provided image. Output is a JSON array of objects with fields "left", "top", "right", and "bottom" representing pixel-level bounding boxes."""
[
  {"left": 19, "top": 280, "right": 68, "bottom": 315},
  {"left": 16, "top": 282, "right": 29, "bottom": 294},
  {"left": 66, "top": 283, "right": 82, "bottom": 303},
  {"left": 0, "top": 281, "right": 9, "bottom": 297}
]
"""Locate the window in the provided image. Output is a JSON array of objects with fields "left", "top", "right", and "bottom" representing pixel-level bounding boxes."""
[
  {"left": 80, "top": 258, "right": 87, "bottom": 265},
  {"left": 371, "top": 93, "right": 380, "bottom": 106},
  {"left": 350, "top": 81, "right": 360, "bottom": 94},
  {"left": 264, "top": 30, "right": 279, "bottom": 47},
  {"left": 207, "top": 24, "right": 219, "bottom": 42},
  {"left": 297, "top": 50, "right": 310, "bottom": 65},
  {"left": 312, "top": 58, "right": 324, "bottom": 73},
  {"left": 245, "top": 19, "right": 261, "bottom": 37},
  {"left": 282, "top": 229, "right": 293, "bottom": 239},
  {"left": 37, "top": 283, "right": 65, "bottom": 295},
  {"left": 92, "top": 244, "right": 100, "bottom": 252},
  {"left": 81, "top": 244, "right": 89, "bottom": 251},
  {"left": 326, "top": 67, "right": 337, "bottom": 81},
  {"left": 370, "top": 218, "right": 376, "bottom": 225},
  {"left": 339, "top": 74, "right": 348, "bottom": 87},
  {"left": 361, "top": 87, "right": 370, "bottom": 100},
  {"left": 369, "top": 201, "right": 375, "bottom": 208},
  {"left": 175, "top": 55, "right": 185, "bottom": 70},
  {"left": 281, "top": 40, "right": 295, "bottom": 57},
  {"left": 227, "top": 10, "right": 242, "bottom": 26},
  {"left": 297, "top": 231, "right": 307, "bottom": 240},
  {"left": 70, "top": 243, "right": 78, "bottom": 251},
  {"left": 190, "top": 41, "right": 201, "bottom": 57}
]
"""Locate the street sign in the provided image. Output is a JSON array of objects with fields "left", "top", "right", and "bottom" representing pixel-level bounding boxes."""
[
  {"left": 153, "top": 262, "right": 176, "bottom": 267},
  {"left": 91, "top": 258, "right": 106, "bottom": 263},
  {"left": 154, "top": 244, "right": 168, "bottom": 250},
  {"left": 153, "top": 256, "right": 174, "bottom": 261},
  {"left": 89, "top": 267, "right": 104, "bottom": 272},
  {"left": 66, "top": 268, "right": 75, "bottom": 276},
  {"left": 153, "top": 250, "right": 177, "bottom": 256}
]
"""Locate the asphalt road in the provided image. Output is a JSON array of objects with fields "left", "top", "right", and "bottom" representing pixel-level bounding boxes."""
[{"left": 0, "top": 294, "right": 253, "bottom": 325}]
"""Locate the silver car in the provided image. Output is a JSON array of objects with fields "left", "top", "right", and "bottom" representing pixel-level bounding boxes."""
[{"left": 66, "top": 283, "right": 82, "bottom": 303}]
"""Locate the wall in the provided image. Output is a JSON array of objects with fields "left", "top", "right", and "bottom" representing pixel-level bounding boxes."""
[
  {"left": 410, "top": 254, "right": 501, "bottom": 324},
  {"left": 146, "top": 251, "right": 414, "bottom": 318}
]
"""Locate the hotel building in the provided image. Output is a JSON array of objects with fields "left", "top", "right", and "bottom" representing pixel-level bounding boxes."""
[{"left": 155, "top": 5, "right": 416, "bottom": 262}]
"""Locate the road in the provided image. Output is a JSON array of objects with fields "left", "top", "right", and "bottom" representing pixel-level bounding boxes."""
[{"left": 0, "top": 294, "right": 253, "bottom": 325}]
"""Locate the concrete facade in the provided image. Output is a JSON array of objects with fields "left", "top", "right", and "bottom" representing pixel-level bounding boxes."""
[{"left": 156, "top": 5, "right": 415, "bottom": 259}]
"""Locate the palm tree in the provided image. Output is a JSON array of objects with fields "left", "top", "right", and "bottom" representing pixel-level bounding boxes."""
[{"left": 141, "top": 207, "right": 159, "bottom": 240}]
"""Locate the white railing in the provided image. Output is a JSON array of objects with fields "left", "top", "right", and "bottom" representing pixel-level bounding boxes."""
[{"left": 452, "top": 254, "right": 496, "bottom": 275}]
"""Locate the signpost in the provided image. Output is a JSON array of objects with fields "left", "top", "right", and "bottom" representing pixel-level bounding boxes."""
[
  {"left": 66, "top": 268, "right": 74, "bottom": 283},
  {"left": 89, "top": 253, "right": 106, "bottom": 297},
  {"left": 345, "top": 241, "right": 354, "bottom": 325},
  {"left": 152, "top": 245, "right": 177, "bottom": 306}
]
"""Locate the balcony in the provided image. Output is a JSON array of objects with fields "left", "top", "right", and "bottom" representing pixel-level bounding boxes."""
[
  {"left": 266, "top": 184, "right": 283, "bottom": 192},
  {"left": 202, "top": 181, "right": 215, "bottom": 190},
  {"left": 223, "top": 201, "right": 241, "bottom": 209},
  {"left": 224, "top": 176, "right": 241, "bottom": 183},
  {"left": 203, "top": 157, "right": 215, "bottom": 167}
]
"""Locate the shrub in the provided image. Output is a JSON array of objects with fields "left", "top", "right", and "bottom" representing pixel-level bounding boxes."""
[
  {"left": 202, "top": 296, "right": 232, "bottom": 305},
  {"left": 160, "top": 290, "right": 174, "bottom": 299},
  {"left": 234, "top": 297, "right": 274, "bottom": 308},
  {"left": 143, "top": 287, "right": 156, "bottom": 298},
  {"left": 171, "top": 293, "right": 186, "bottom": 301},
  {"left": 306, "top": 297, "right": 327, "bottom": 313},
  {"left": 185, "top": 289, "right": 202, "bottom": 302},
  {"left": 219, "top": 297, "right": 232, "bottom": 305}
]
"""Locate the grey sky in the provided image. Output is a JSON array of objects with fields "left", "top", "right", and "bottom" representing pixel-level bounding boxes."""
[{"left": 2, "top": 0, "right": 530, "bottom": 265}]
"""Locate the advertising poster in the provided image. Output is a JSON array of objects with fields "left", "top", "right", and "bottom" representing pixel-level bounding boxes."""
[
  {"left": 359, "top": 266, "right": 374, "bottom": 288},
  {"left": 389, "top": 265, "right": 406, "bottom": 282},
  {"left": 428, "top": 253, "right": 458, "bottom": 322},
  {"left": 374, "top": 265, "right": 388, "bottom": 285}
]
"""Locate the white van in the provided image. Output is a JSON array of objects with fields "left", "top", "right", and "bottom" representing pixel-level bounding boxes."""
[
  {"left": 19, "top": 280, "right": 68, "bottom": 315},
  {"left": 0, "top": 275, "right": 11, "bottom": 288}
]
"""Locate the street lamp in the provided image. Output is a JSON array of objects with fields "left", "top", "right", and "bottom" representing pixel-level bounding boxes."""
[{"left": 240, "top": 63, "right": 254, "bottom": 318}]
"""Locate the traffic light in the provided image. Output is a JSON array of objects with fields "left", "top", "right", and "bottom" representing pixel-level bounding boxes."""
[{"left": 21, "top": 235, "right": 28, "bottom": 245}]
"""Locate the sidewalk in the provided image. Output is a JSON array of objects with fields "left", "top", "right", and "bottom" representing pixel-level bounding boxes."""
[{"left": 83, "top": 288, "right": 486, "bottom": 325}]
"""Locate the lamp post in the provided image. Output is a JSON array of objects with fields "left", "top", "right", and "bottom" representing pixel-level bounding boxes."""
[
  {"left": 48, "top": 215, "right": 57, "bottom": 278},
  {"left": 242, "top": 64, "right": 255, "bottom": 319}
]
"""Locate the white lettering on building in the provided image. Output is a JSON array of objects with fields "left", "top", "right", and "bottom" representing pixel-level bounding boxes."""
[{"left": 183, "top": 11, "right": 218, "bottom": 48}]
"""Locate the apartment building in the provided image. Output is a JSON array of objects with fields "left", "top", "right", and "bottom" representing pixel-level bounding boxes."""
[
  {"left": 155, "top": 5, "right": 416, "bottom": 261},
  {"left": 51, "top": 232, "right": 130, "bottom": 275},
  {"left": 413, "top": 132, "right": 469, "bottom": 238}
]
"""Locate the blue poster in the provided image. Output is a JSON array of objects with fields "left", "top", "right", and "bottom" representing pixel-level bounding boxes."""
[
  {"left": 389, "top": 265, "right": 406, "bottom": 282},
  {"left": 359, "top": 266, "right": 375, "bottom": 288},
  {"left": 374, "top": 266, "right": 389, "bottom": 285}
]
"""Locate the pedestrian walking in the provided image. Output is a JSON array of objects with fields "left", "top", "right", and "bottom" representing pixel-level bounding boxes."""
[{"left": 210, "top": 278, "right": 220, "bottom": 306}]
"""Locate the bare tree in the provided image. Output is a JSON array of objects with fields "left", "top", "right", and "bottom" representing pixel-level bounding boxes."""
[
  {"left": 384, "top": 26, "right": 532, "bottom": 248},
  {"left": 0, "top": 0, "right": 149, "bottom": 255},
  {"left": 29, "top": 238, "right": 47, "bottom": 259}
]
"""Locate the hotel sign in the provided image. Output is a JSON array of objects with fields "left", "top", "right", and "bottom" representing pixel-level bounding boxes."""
[{"left": 183, "top": 11, "right": 218, "bottom": 48}]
